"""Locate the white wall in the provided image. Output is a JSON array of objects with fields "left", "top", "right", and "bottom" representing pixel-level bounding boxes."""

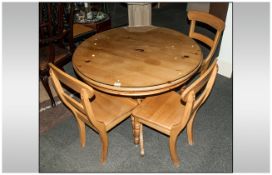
[{"left": 218, "top": 3, "right": 233, "bottom": 78}]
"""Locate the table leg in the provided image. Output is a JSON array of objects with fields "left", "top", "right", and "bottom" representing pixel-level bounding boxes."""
[
  {"left": 132, "top": 98, "right": 143, "bottom": 144},
  {"left": 137, "top": 98, "right": 142, "bottom": 104},
  {"left": 134, "top": 118, "right": 140, "bottom": 144}
]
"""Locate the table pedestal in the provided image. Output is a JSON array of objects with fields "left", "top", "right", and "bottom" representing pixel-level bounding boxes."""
[{"left": 132, "top": 98, "right": 143, "bottom": 144}]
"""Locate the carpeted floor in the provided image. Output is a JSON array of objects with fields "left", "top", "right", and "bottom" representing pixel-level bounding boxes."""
[
  {"left": 39, "top": 3, "right": 232, "bottom": 173},
  {"left": 39, "top": 73, "right": 232, "bottom": 173}
]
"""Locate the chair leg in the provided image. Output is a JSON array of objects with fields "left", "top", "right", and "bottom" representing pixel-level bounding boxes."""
[
  {"left": 131, "top": 116, "right": 135, "bottom": 139},
  {"left": 75, "top": 116, "right": 86, "bottom": 148},
  {"left": 169, "top": 133, "right": 180, "bottom": 167},
  {"left": 99, "top": 131, "right": 109, "bottom": 164},
  {"left": 40, "top": 75, "right": 56, "bottom": 107},
  {"left": 186, "top": 111, "right": 197, "bottom": 145},
  {"left": 139, "top": 123, "right": 144, "bottom": 156}
]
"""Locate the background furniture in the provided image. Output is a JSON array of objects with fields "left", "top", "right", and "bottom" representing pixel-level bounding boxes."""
[
  {"left": 187, "top": 10, "right": 225, "bottom": 73},
  {"left": 72, "top": 26, "right": 203, "bottom": 96},
  {"left": 132, "top": 60, "right": 218, "bottom": 167},
  {"left": 39, "top": 3, "right": 74, "bottom": 107},
  {"left": 49, "top": 63, "right": 138, "bottom": 164},
  {"left": 73, "top": 2, "right": 112, "bottom": 42},
  {"left": 73, "top": 17, "right": 111, "bottom": 42},
  {"left": 73, "top": 24, "right": 96, "bottom": 41}
]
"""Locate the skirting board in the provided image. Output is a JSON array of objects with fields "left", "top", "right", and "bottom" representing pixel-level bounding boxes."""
[{"left": 218, "top": 58, "right": 232, "bottom": 78}]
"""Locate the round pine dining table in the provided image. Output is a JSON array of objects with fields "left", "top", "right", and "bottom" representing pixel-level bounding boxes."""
[{"left": 72, "top": 26, "right": 203, "bottom": 96}]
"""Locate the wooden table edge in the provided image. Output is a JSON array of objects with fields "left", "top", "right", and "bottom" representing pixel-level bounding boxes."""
[{"left": 72, "top": 62, "right": 202, "bottom": 96}]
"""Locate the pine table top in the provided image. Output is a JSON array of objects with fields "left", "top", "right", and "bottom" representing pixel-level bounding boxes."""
[{"left": 72, "top": 26, "right": 203, "bottom": 96}]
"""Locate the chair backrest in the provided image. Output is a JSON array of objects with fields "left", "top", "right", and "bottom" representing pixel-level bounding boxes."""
[
  {"left": 187, "top": 11, "right": 225, "bottom": 72},
  {"left": 39, "top": 3, "right": 74, "bottom": 52},
  {"left": 48, "top": 63, "right": 104, "bottom": 130},
  {"left": 181, "top": 59, "right": 218, "bottom": 113}
]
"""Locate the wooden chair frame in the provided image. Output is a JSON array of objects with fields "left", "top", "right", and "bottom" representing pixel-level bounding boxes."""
[
  {"left": 48, "top": 63, "right": 137, "bottom": 164},
  {"left": 132, "top": 59, "right": 219, "bottom": 167},
  {"left": 188, "top": 11, "right": 225, "bottom": 73}
]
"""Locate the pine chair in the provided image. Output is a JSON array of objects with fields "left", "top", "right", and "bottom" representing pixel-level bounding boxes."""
[
  {"left": 132, "top": 59, "right": 219, "bottom": 167},
  {"left": 48, "top": 63, "right": 138, "bottom": 164},
  {"left": 187, "top": 11, "right": 224, "bottom": 73}
]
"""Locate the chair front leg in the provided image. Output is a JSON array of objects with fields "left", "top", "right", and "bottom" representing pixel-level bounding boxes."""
[
  {"left": 139, "top": 123, "right": 144, "bottom": 156},
  {"left": 74, "top": 114, "right": 86, "bottom": 148},
  {"left": 99, "top": 131, "right": 109, "bottom": 164},
  {"left": 169, "top": 132, "right": 180, "bottom": 168},
  {"left": 131, "top": 116, "right": 135, "bottom": 139}
]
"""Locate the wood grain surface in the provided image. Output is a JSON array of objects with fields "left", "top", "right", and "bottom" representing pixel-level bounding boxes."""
[
  {"left": 73, "top": 26, "right": 203, "bottom": 96},
  {"left": 132, "top": 60, "right": 219, "bottom": 167}
]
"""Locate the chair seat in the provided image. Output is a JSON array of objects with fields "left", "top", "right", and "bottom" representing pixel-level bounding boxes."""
[
  {"left": 132, "top": 91, "right": 185, "bottom": 135},
  {"left": 92, "top": 90, "right": 138, "bottom": 131},
  {"left": 39, "top": 45, "right": 71, "bottom": 71}
]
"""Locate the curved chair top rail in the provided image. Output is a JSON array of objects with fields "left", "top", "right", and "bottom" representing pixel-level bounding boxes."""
[
  {"left": 49, "top": 63, "right": 94, "bottom": 98},
  {"left": 187, "top": 10, "right": 225, "bottom": 31}
]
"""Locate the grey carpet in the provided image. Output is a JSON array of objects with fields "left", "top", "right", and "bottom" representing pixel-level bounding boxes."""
[{"left": 40, "top": 2, "right": 232, "bottom": 172}]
